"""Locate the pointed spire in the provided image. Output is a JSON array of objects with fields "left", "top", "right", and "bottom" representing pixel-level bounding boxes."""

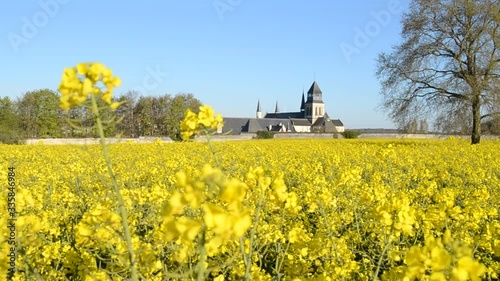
[
  {"left": 256, "top": 99, "right": 262, "bottom": 118},
  {"left": 300, "top": 90, "right": 305, "bottom": 112},
  {"left": 275, "top": 101, "right": 279, "bottom": 113}
]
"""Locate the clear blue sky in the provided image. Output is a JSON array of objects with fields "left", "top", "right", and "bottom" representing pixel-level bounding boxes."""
[{"left": 1, "top": 0, "right": 410, "bottom": 129}]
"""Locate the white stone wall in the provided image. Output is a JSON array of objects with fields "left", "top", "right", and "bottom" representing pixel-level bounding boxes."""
[
  {"left": 25, "top": 137, "right": 173, "bottom": 145},
  {"left": 293, "top": 125, "right": 311, "bottom": 133},
  {"left": 24, "top": 133, "right": 500, "bottom": 145}
]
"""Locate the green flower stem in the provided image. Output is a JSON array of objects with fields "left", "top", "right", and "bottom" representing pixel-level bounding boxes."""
[
  {"left": 91, "top": 94, "right": 138, "bottom": 281},
  {"left": 372, "top": 235, "right": 390, "bottom": 281},
  {"left": 196, "top": 226, "right": 207, "bottom": 281},
  {"left": 195, "top": 130, "right": 213, "bottom": 281},
  {"left": 203, "top": 129, "right": 220, "bottom": 167},
  {"left": 241, "top": 186, "right": 265, "bottom": 281}
]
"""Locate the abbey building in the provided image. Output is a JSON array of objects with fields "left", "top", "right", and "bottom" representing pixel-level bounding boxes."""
[{"left": 221, "top": 81, "right": 344, "bottom": 135}]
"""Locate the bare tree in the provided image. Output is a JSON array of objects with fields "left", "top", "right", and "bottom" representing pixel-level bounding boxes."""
[
  {"left": 406, "top": 118, "right": 419, "bottom": 133},
  {"left": 419, "top": 120, "right": 429, "bottom": 133},
  {"left": 376, "top": 0, "right": 500, "bottom": 144}
]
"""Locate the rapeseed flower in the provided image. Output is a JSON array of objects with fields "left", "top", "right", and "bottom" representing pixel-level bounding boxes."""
[
  {"left": 58, "top": 62, "right": 122, "bottom": 111},
  {"left": 5, "top": 139, "right": 499, "bottom": 279},
  {"left": 180, "top": 105, "right": 223, "bottom": 140}
]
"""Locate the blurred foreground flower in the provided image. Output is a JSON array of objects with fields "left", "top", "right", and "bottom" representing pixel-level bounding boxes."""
[
  {"left": 180, "top": 105, "right": 223, "bottom": 141},
  {"left": 58, "top": 62, "right": 122, "bottom": 111},
  {"left": 404, "top": 229, "right": 486, "bottom": 280}
]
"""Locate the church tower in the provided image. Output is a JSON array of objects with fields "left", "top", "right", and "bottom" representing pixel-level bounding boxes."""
[
  {"left": 256, "top": 99, "right": 262, "bottom": 118},
  {"left": 304, "top": 81, "right": 325, "bottom": 123}
]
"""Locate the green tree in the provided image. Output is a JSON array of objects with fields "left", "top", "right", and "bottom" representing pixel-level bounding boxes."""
[
  {"left": 17, "top": 89, "right": 65, "bottom": 138},
  {"left": 57, "top": 95, "right": 119, "bottom": 138},
  {"left": 0, "top": 97, "right": 23, "bottom": 144},
  {"left": 155, "top": 94, "right": 172, "bottom": 136},
  {"left": 113, "top": 92, "right": 202, "bottom": 139},
  {"left": 340, "top": 130, "right": 361, "bottom": 139},
  {"left": 115, "top": 91, "right": 139, "bottom": 137},
  {"left": 164, "top": 93, "right": 202, "bottom": 141},
  {"left": 376, "top": 0, "right": 500, "bottom": 144},
  {"left": 92, "top": 97, "right": 117, "bottom": 137},
  {"left": 64, "top": 106, "right": 92, "bottom": 137},
  {"left": 134, "top": 96, "right": 155, "bottom": 137}
]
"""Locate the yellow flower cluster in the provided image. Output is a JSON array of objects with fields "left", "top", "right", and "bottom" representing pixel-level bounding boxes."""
[
  {"left": 1, "top": 138, "right": 499, "bottom": 280},
  {"left": 404, "top": 230, "right": 486, "bottom": 280},
  {"left": 180, "top": 105, "right": 223, "bottom": 140},
  {"left": 75, "top": 204, "right": 122, "bottom": 248},
  {"left": 58, "top": 62, "right": 122, "bottom": 110},
  {"left": 155, "top": 164, "right": 251, "bottom": 261}
]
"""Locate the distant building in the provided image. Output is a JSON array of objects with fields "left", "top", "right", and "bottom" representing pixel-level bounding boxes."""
[{"left": 222, "top": 81, "right": 344, "bottom": 135}]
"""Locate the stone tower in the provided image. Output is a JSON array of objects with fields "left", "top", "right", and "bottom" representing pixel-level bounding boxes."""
[{"left": 304, "top": 81, "right": 325, "bottom": 123}]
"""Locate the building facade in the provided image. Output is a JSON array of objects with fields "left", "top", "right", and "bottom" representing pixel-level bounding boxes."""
[{"left": 222, "top": 81, "right": 344, "bottom": 135}]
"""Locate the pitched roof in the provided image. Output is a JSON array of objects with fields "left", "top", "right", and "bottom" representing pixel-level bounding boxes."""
[
  {"left": 221, "top": 117, "right": 252, "bottom": 135},
  {"left": 254, "top": 119, "right": 292, "bottom": 132},
  {"left": 265, "top": 112, "right": 304, "bottom": 119},
  {"left": 243, "top": 119, "right": 263, "bottom": 132},
  {"left": 222, "top": 116, "right": 343, "bottom": 135},
  {"left": 312, "top": 114, "right": 344, "bottom": 127},
  {"left": 324, "top": 119, "right": 337, "bottom": 133},
  {"left": 331, "top": 119, "right": 344, "bottom": 126},
  {"left": 290, "top": 118, "right": 311, "bottom": 126},
  {"left": 226, "top": 118, "right": 294, "bottom": 133},
  {"left": 307, "top": 81, "right": 322, "bottom": 95},
  {"left": 312, "top": 116, "right": 325, "bottom": 127}
]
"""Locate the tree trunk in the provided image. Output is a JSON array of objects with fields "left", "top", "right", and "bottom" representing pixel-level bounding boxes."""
[{"left": 471, "top": 96, "right": 481, "bottom": 144}]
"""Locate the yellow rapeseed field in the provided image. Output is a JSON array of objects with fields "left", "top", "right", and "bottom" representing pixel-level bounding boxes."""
[
  {"left": 1, "top": 138, "right": 500, "bottom": 280},
  {"left": 2, "top": 63, "right": 499, "bottom": 280}
]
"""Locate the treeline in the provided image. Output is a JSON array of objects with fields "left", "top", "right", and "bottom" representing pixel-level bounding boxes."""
[
  {"left": 0, "top": 89, "right": 202, "bottom": 144},
  {"left": 398, "top": 116, "right": 500, "bottom": 135}
]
